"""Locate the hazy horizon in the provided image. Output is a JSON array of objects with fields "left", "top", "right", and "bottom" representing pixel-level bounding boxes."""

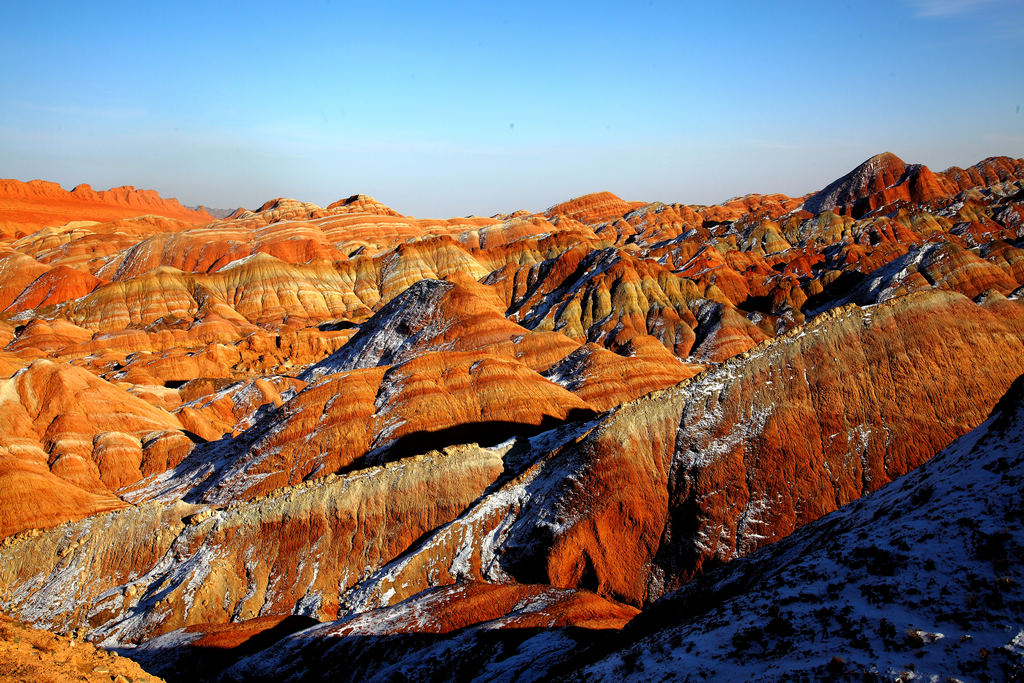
[{"left": 3, "top": 0, "right": 1022, "bottom": 218}]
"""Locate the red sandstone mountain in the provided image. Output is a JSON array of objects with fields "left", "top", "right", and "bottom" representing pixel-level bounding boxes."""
[
  {"left": 803, "top": 152, "right": 1024, "bottom": 218},
  {"left": 0, "top": 178, "right": 214, "bottom": 238},
  {"left": 0, "top": 153, "right": 1022, "bottom": 680}
]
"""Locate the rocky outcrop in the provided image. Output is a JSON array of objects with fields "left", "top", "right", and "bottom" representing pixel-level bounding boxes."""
[
  {"left": 316, "top": 290, "right": 1024, "bottom": 612},
  {"left": 532, "top": 291, "right": 1023, "bottom": 601},
  {"left": 4, "top": 265, "right": 105, "bottom": 314},
  {"left": 169, "top": 350, "right": 596, "bottom": 504}
]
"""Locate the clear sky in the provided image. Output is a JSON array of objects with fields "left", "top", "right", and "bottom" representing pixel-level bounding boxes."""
[{"left": 2, "top": 0, "right": 1022, "bottom": 217}]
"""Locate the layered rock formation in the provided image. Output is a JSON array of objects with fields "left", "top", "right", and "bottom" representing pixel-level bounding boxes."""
[
  {"left": 803, "top": 152, "right": 1024, "bottom": 218},
  {"left": 0, "top": 179, "right": 213, "bottom": 237},
  {"left": 568, "top": 373, "right": 1024, "bottom": 679},
  {"left": 216, "top": 372, "right": 1024, "bottom": 681},
  {"left": 0, "top": 359, "right": 194, "bottom": 537},
  {"left": 0, "top": 152, "right": 1022, "bottom": 680}
]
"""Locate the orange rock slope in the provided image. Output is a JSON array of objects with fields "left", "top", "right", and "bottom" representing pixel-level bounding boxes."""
[
  {"left": 0, "top": 152, "right": 1022, "bottom": 680},
  {"left": 0, "top": 178, "right": 214, "bottom": 238}
]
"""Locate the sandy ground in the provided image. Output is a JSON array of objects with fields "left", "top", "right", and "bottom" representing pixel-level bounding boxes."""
[{"left": 0, "top": 614, "right": 163, "bottom": 683}]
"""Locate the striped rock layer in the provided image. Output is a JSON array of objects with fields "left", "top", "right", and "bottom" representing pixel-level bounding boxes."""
[{"left": 0, "top": 154, "right": 1022, "bottom": 680}]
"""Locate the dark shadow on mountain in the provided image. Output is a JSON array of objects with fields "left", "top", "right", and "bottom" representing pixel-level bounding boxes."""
[
  {"left": 117, "top": 614, "right": 319, "bottom": 683},
  {"left": 359, "top": 408, "right": 600, "bottom": 471},
  {"left": 800, "top": 270, "right": 866, "bottom": 315},
  {"left": 125, "top": 622, "right": 622, "bottom": 683},
  {"left": 317, "top": 319, "right": 360, "bottom": 331},
  {"left": 736, "top": 293, "right": 774, "bottom": 315}
]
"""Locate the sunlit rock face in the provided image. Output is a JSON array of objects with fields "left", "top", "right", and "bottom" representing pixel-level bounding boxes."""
[
  {"left": 0, "top": 154, "right": 1022, "bottom": 681},
  {"left": 0, "top": 178, "right": 213, "bottom": 238}
]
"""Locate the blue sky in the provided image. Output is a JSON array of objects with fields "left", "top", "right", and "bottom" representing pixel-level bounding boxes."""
[{"left": 2, "top": 0, "right": 1022, "bottom": 216}]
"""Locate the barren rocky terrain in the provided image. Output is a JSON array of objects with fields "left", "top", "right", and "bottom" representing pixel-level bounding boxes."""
[{"left": 0, "top": 152, "right": 1021, "bottom": 680}]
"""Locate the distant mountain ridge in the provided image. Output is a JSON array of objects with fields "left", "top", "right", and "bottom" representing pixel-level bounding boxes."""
[
  {"left": 0, "top": 178, "right": 213, "bottom": 236},
  {"left": 186, "top": 205, "right": 238, "bottom": 220}
]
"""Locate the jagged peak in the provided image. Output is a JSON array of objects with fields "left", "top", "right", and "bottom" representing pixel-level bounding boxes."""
[
  {"left": 835, "top": 151, "right": 909, "bottom": 186},
  {"left": 803, "top": 152, "right": 913, "bottom": 215}
]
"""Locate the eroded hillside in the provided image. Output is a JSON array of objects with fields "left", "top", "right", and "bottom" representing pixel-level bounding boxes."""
[{"left": 0, "top": 154, "right": 1022, "bottom": 680}]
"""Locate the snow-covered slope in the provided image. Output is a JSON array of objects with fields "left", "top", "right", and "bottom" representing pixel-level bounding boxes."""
[
  {"left": 575, "top": 374, "right": 1024, "bottom": 680},
  {"left": 299, "top": 279, "right": 454, "bottom": 381}
]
